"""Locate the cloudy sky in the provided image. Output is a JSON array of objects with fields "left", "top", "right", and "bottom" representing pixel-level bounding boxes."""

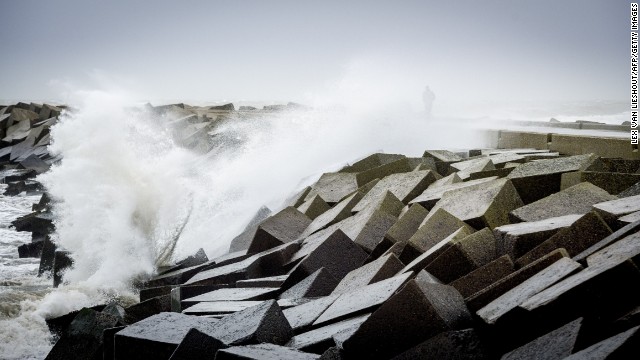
[{"left": 0, "top": 1, "right": 629, "bottom": 108}]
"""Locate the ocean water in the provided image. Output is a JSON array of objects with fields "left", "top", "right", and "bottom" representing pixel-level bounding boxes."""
[{"left": 0, "top": 91, "right": 629, "bottom": 359}]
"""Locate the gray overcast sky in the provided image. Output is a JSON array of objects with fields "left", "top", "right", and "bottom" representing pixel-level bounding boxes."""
[{"left": 0, "top": 0, "right": 630, "bottom": 106}]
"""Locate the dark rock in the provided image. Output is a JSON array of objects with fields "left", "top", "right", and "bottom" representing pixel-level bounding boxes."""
[
  {"left": 287, "top": 314, "right": 370, "bottom": 354},
  {"left": 515, "top": 211, "right": 612, "bottom": 267},
  {"left": 494, "top": 214, "right": 581, "bottom": 259},
  {"left": 280, "top": 268, "right": 338, "bottom": 299},
  {"left": 45, "top": 305, "right": 107, "bottom": 339},
  {"left": 342, "top": 280, "right": 471, "bottom": 359},
  {"left": 102, "top": 326, "right": 126, "bottom": 360},
  {"left": 466, "top": 249, "right": 569, "bottom": 311},
  {"left": 0, "top": 168, "right": 36, "bottom": 182},
  {"left": 247, "top": 207, "right": 311, "bottom": 254},
  {"left": 563, "top": 325, "right": 640, "bottom": 359},
  {"left": 38, "top": 235, "right": 57, "bottom": 275},
  {"left": 282, "top": 230, "right": 367, "bottom": 291},
  {"left": 11, "top": 211, "right": 55, "bottom": 235},
  {"left": 450, "top": 255, "right": 514, "bottom": 298},
  {"left": 313, "top": 272, "right": 413, "bottom": 326},
  {"left": 500, "top": 318, "right": 582, "bottom": 360},
  {"left": 229, "top": 206, "right": 272, "bottom": 252},
  {"left": 478, "top": 257, "right": 582, "bottom": 324},
  {"left": 45, "top": 308, "right": 119, "bottom": 360},
  {"left": 114, "top": 312, "right": 219, "bottom": 359},
  {"left": 101, "top": 302, "right": 126, "bottom": 323},
  {"left": 53, "top": 250, "right": 73, "bottom": 287},
  {"left": 123, "top": 295, "right": 171, "bottom": 324},
  {"left": 283, "top": 295, "right": 340, "bottom": 332},
  {"left": 509, "top": 182, "right": 617, "bottom": 222},
  {"left": 391, "top": 328, "right": 489, "bottom": 360},
  {"left": 17, "top": 238, "right": 44, "bottom": 258},
  {"left": 169, "top": 328, "right": 226, "bottom": 360},
  {"left": 297, "top": 194, "right": 331, "bottom": 220},
  {"left": 332, "top": 253, "right": 403, "bottom": 295},
  {"left": 216, "top": 343, "right": 320, "bottom": 360}
]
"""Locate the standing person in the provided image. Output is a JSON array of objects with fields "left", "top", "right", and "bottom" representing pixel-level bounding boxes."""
[{"left": 423, "top": 86, "right": 435, "bottom": 120}]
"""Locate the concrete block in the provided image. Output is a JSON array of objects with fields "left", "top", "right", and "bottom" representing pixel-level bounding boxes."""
[
  {"left": 550, "top": 134, "right": 639, "bottom": 160},
  {"left": 124, "top": 295, "right": 171, "bottom": 324},
  {"left": 300, "top": 192, "right": 363, "bottom": 238},
  {"left": 593, "top": 195, "right": 640, "bottom": 228},
  {"left": 423, "top": 228, "right": 496, "bottom": 283},
  {"left": 355, "top": 158, "right": 412, "bottom": 186},
  {"left": 384, "top": 203, "right": 428, "bottom": 244},
  {"left": 236, "top": 274, "right": 288, "bottom": 288},
  {"left": 510, "top": 182, "right": 617, "bottom": 222},
  {"left": 408, "top": 208, "right": 475, "bottom": 253},
  {"left": 211, "top": 300, "right": 293, "bottom": 346},
  {"left": 169, "top": 328, "right": 226, "bottom": 360},
  {"left": 341, "top": 280, "right": 471, "bottom": 359},
  {"left": 427, "top": 178, "right": 523, "bottom": 229},
  {"left": 500, "top": 318, "right": 582, "bottom": 360},
  {"left": 382, "top": 240, "right": 423, "bottom": 265},
  {"left": 287, "top": 314, "right": 370, "bottom": 354},
  {"left": 498, "top": 131, "right": 550, "bottom": 150},
  {"left": 229, "top": 206, "right": 272, "bottom": 252},
  {"left": 563, "top": 325, "right": 640, "bottom": 360},
  {"left": 561, "top": 171, "right": 640, "bottom": 195},
  {"left": 17, "top": 238, "right": 44, "bottom": 258},
  {"left": 45, "top": 308, "right": 119, "bottom": 360},
  {"left": 247, "top": 207, "right": 311, "bottom": 253},
  {"left": 618, "top": 181, "right": 640, "bottom": 197},
  {"left": 313, "top": 272, "right": 413, "bottom": 326},
  {"left": 453, "top": 158, "right": 496, "bottom": 180},
  {"left": 573, "top": 219, "right": 640, "bottom": 263},
  {"left": 506, "top": 154, "right": 597, "bottom": 203},
  {"left": 38, "top": 235, "right": 57, "bottom": 275},
  {"left": 515, "top": 211, "right": 612, "bottom": 267},
  {"left": 618, "top": 210, "right": 640, "bottom": 226},
  {"left": 280, "top": 268, "right": 338, "bottom": 299},
  {"left": 53, "top": 250, "right": 73, "bottom": 287},
  {"left": 287, "top": 186, "right": 312, "bottom": 208},
  {"left": 466, "top": 249, "right": 569, "bottom": 311},
  {"left": 182, "top": 287, "right": 279, "bottom": 308},
  {"left": 114, "top": 312, "right": 218, "bottom": 359},
  {"left": 305, "top": 173, "right": 359, "bottom": 204},
  {"left": 427, "top": 172, "right": 462, "bottom": 188},
  {"left": 450, "top": 255, "right": 514, "bottom": 298},
  {"left": 409, "top": 176, "right": 498, "bottom": 209},
  {"left": 423, "top": 149, "right": 463, "bottom": 163},
  {"left": 352, "top": 170, "right": 438, "bottom": 213},
  {"left": 401, "top": 227, "right": 474, "bottom": 274},
  {"left": 332, "top": 253, "right": 404, "bottom": 295},
  {"left": 478, "top": 258, "right": 582, "bottom": 324},
  {"left": 283, "top": 295, "right": 339, "bottom": 332},
  {"left": 298, "top": 194, "right": 331, "bottom": 220},
  {"left": 340, "top": 153, "right": 406, "bottom": 173},
  {"left": 494, "top": 214, "right": 582, "bottom": 259},
  {"left": 391, "top": 329, "right": 489, "bottom": 360},
  {"left": 216, "top": 343, "right": 320, "bottom": 360}
]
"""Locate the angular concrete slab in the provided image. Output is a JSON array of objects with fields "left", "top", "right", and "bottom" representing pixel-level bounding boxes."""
[
  {"left": 453, "top": 158, "right": 496, "bottom": 180},
  {"left": 313, "top": 272, "right": 413, "bottom": 326},
  {"left": 573, "top": 220, "right": 640, "bottom": 263},
  {"left": 401, "top": 227, "right": 474, "bottom": 275},
  {"left": 506, "top": 153, "right": 597, "bottom": 196},
  {"left": 501, "top": 318, "right": 582, "bottom": 360},
  {"left": 592, "top": 194, "right": 640, "bottom": 227},
  {"left": 494, "top": 214, "right": 582, "bottom": 259},
  {"left": 478, "top": 258, "right": 582, "bottom": 324},
  {"left": 382, "top": 240, "right": 423, "bottom": 265},
  {"left": 114, "top": 312, "right": 219, "bottom": 359},
  {"left": 287, "top": 314, "right": 370, "bottom": 354},
  {"left": 169, "top": 328, "right": 226, "bottom": 360},
  {"left": 423, "top": 227, "right": 496, "bottom": 283},
  {"left": 408, "top": 208, "right": 475, "bottom": 253},
  {"left": 466, "top": 249, "right": 568, "bottom": 311},
  {"left": 391, "top": 329, "right": 489, "bottom": 360},
  {"left": 355, "top": 158, "right": 413, "bottom": 186},
  {"left": 297, "top": 195, "right": 331, "bottom": 220},
  {"left": 351, "top": 170, "right": 438, "bottom": 213},
  {"left": 216, "top": 343, "right": 320, "bottom": 360},
  {"left": 561, "top": 171, "right": 640, "bottom": 195},
  {"left": 247, "top": 207, "right": 311, "bottom": 253},
  {"left": 182, "top": 301, "right": 263, "bottom": 315},
  {"left": 283, "top": 295, "right": 340, "bottom": 332},
  {"left": 280, "top": 268, "right": 338, "bottom": 299},
  {"left": 182, "top": 287, "right": 279, "bottom": 307},
  {"left": 332, "top": 253, "right": 404, "bottom": 295},
  {"left": 236, "top": 275, "right": 288, "bottom": 288},
  {"left": 618, "top": 210, "right": 640, "bottom": 226},
  {"left": 427, "top": 178, "right": 523, "bottom": 229},
  {"left": 283, "top": 230, "right": 368, "bottom": 290},
  {"left": 450, "top": 255, "right": 514, "bottom": 298},
  {"left": 426, "top": 172, "right": 462, "bottom": 189},
  {"left": 384, "top": 203, "right": 429, "bottom": 244},
  {"left": 618, "top": 181, "right": 640, "bottom": 197},
  {"left": 300, "top": 192, "right": 363, "bottom": 238},
  {"left": 409, "top": 176, "right": 498, "bottom": 209},
  {"left": 342, "top": 280, "right": 471, "bottom": 359},
  {"left": 304, "top": 173, "right": 359, "bottom": 204},
  {"left": 515, "top": 211, "right": 612, "bottom": 267},
  {"left": 340, "top": 153, "right": 406, "bottom": 173},
  {"left": 563, "top": 325, "right": 640, "bottom": 360},
  {"left": 510, "top": 182, "right": 616, "bottom": 223}
]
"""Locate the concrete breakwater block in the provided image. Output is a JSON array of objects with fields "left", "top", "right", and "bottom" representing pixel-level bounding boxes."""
[
  {"left": 500, "top": 318, "right": 583, "bottom": 360},
  {"left": 283, "top": 295, "right": 340, "bottom": 332},
  {"left": 391, "top": 328, "right": 489, "bottom": 360},
  {"left": 384, "top": 203, "right": 428, "bottom": 244},
  {"left": 229, "top": 206, "right": 272, "bottom": 252},
  {"left": 409, "top": 176, "right": 498, "bottom": 209},
  {"left": 52, "top": 250, "right": 73, "bottom": 287},
  {"left": 351, "top": 170, "right": 438, "bottom": 213},
  {"left": 355, "top": 158, "right": 413, "bottom": 186},
  {"left": 592, "top": 194, "right": 640, "bottom": 228},
  {"left": 401, "top": 227, "right": 474, "bottom": 275},
  {"left": 494, "top": 214, "right": 582, "bottom": 259},
  {"left": 450, "top": 255, "right": 515, "bottom": 298},
  {"left": 561, "top": 171, "right": 640, "bottom": 195},
  {"left": 339, "top": 153, "right": 406, "bottom": 174},
  {"left": 279, "top": 268, "right": 338, "bottom": 299},
  {"left": 247, "top": 207, "right": 311, "bottom": 253},
  {"left": 515, "top": 211, "right": 612, "bottom": 267},
  {"left": 562, "top": 325, "right": 640, "bottom": 359},
  {"left": 341, "top": 280, "right": 471, "bottom": 359},
  {"left": 300, "top": 192, "right": 364, "bottom": 238},
  {"left": 509, "top": 182, "right": 617, "bottom": 223},
  {"left": 297, "top": 194, "right": 331, "bottom": 220},
  {"left": 216, "top": 343, "right": 320, "bottom": 360},
  {"left": 408, "top": 208, "right": 475, "bottom": 253},
  {"left": 425, "top": 178, "right": 523, "bottom": 229},
  {"left": 304, "top": 173, "right": 359, "bottom": 204},
  {"left": 506, "top": 154, "right": 597, "bottom": 204},
  {"left": 286, "top": 314, "right": 370, "bottom": 354},
  {"left": 331, "top": 253, "right": 403, "bottom": 295}
]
